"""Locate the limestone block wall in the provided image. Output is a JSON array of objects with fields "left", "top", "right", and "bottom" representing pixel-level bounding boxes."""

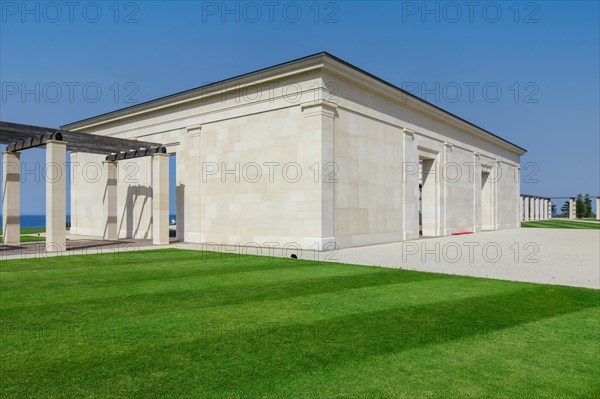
[
  {"left": 68, "top": 58, "right": 523, "bottom": 250},
  {"left": 70, "top": 152, "right": 107, "bottom": 237},
  {"left": 326, "top": 71, "right": 521, "bottom": 247},
  {"left": 70, "top": 70, "right": 327, "bottom": 248},
  {"left": 495, "top": 160, "right": 521, "bottom": 229},
  {"left": 333, "top": 108, "right": 405, "bottom": 248},
  {"left": 195, "top": 105, "right": 325, "bottom": 248},
  {"left": 70, "top": 152, "right": 153, "bottom": 239}
]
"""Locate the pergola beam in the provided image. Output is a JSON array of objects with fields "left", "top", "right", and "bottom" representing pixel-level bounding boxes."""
[
  {"left": 106, "top": 146, "right": 167, "bottom": 161},
  {"left": 6, "top": 132, "right": 63, "bottom": 152},
  {"left": 1, "top": 120, "right": 171, "bottom": 250},
  {"left": 0, "top": 121, "right": 160, "bottom": 155}
]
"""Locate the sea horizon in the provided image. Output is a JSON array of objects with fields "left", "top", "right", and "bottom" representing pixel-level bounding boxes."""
[{"left": 0, "top": 214, "right": 176, "bottom": 229}]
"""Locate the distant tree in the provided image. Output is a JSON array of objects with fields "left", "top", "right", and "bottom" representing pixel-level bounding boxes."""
[
  {"left": 560, "top": 201, "right": 570, "bottom": 217},
  {"left": 583, "top": 195, "right": 593, "bottom": 218},
  {"left": 551, "top": 204, "right": 557, "bottom": 216},
  {"left": 576, "top": 194, "right": 585, "bottom": 218}
]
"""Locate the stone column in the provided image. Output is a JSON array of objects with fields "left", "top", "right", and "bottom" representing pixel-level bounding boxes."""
[
  {"left": 548, "top": 200, "right": 552, "bottom": 219},
  {"left": 2, "top": 151, "right": 20, "bottom": 245},
  {"left": 569, "top": 197, "right": 575, "bottom": 220},
  {"left": 103, "top": 161, "right": 118, "bottom": 240},
  {"left": 530, "top": 196, "right": 535, "bottom": 220},
  {"left": 541, "top": 199, "right": 546, "bottom": 220},
  {"left": 524, "top": 196, "right": 530, "bottom": 221},
  {"left": 152, "top": 153, "right": 170, "bottom": 245},
  {"left": 535, "top": 197, "right": 540, "bottom": 221},
  {"left": 596, "top": 198, "right": 599, "bottom": 220},
  {"left": 46, "top": 140, "right": 67, "bottom": 252}
]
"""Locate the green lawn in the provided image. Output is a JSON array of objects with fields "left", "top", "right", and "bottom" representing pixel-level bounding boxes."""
[
  {"left": 521, "top": 220, "right": 600, "bottom": 229},
  {"left": 0, "top": 235, "right": 45, "bottom": 244},
  {"left": 1, "top": 249, "right": 598, "bottom": 398},
  {"left": 0, "top": 227, "right": 46, "bottom": 235}
]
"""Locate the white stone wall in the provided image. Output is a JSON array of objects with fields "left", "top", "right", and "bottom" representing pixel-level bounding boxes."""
[
  {"left": 70, "top": 152, "right": 154, "bottom": 239},
  {"left": 333, "top": 108, "right": 405, "bottom": 248},
  {"left": 327, "top": 71, "right": 521, "bottom": 247},
  {"left": 68, "top": 57, "right": 523, "bottom": 249}
]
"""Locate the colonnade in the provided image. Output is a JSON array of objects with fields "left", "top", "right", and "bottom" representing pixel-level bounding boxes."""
[
  {"left": 520, "top": 195, "right": 552, "bottom": 221},
  {"left": 2, "top": 146, "right": 170, "bottom": 251}
]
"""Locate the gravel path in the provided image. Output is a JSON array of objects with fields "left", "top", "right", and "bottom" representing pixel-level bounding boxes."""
[{"left": 332, "top": 228, "right": 600, "bottom": 289}]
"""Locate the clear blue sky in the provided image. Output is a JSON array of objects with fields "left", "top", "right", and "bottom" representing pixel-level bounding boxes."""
[{"left": 1, "top": 1, "right": 598, "bottom": 215}]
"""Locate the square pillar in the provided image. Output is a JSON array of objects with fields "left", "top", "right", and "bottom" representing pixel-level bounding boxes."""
[
  {"left": 103, "top": 161, "right": 118, "bottom": 240},
  {"left": 569, "top": 198, "right": 576, "bottom": 220},
  {"left": 543, "top": 199, "right": 548, "bottom": 220},
  {"left": 534, "top": 197, "right": 540, "bottom": 221},
  {"left": 524, "top": 196, "right": 530, "bottom": 221},
  {"left": 548, "top": 200, "right": 553, "bottom": 219},
  {"left": 152, "top": 153, "right": 170, "bottom": 245},
  {"left": 2, "top": 151, "right": 20, "bottom": 245},
  {"left": 46, "top": 140, "right": 67, "bottom": 252},
  {"left": 596, "top": 198, "right": 599, "bottom": 220}
]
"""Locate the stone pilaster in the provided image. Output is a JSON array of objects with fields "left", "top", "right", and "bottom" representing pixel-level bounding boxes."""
[
  {"left": 300, "top": 100, "right": 337, "bottom": 249},
  {"left": 472, "top": 152, "right": 482, "bottom": 232},
  {"left": 519, "top": 195, "right": 523, "bottom": 222},
  {"left": 440, "top": 142, "right": 452, "bottom": 235},
  {"left": 402, "top": 128, "right": 419, "bottom": 239},
  {"left": 183, "top": 125, "right": 201, "bottom": 243}
]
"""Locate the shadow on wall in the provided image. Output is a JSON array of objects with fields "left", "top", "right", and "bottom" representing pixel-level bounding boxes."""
[{"left": 116, "top": 185, "right": 153, "bottom": 239}]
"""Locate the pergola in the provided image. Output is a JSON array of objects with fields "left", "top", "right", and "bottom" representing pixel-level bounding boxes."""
[{"left": 1, "top": 121, "right": 170, "bottom": 251}]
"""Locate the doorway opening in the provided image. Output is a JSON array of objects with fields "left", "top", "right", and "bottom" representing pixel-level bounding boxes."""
[
  {"left": 419, "top": 157, "right": 437, "bottom": 237},
  {"left": 481, "top": 170, "right": 493, "bottom": 230}
]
